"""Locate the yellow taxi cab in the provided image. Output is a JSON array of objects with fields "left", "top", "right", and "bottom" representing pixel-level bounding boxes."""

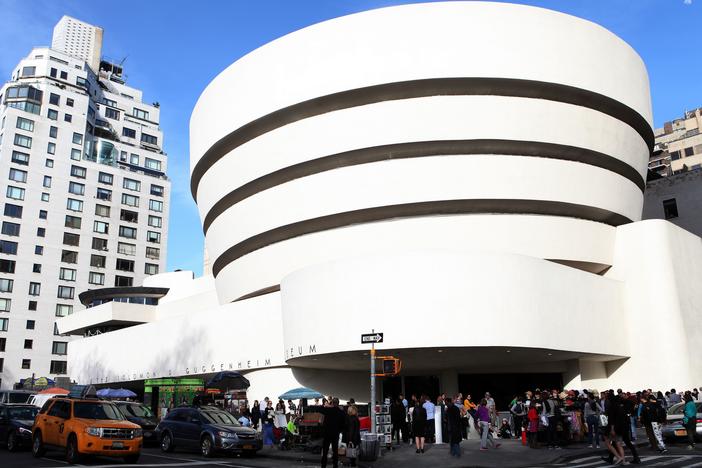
[{"left": 32, "top": 392, "right": 142, "bottom": 464}]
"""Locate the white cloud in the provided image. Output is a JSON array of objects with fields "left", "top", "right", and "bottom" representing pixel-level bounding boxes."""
[{"left": 684, "top": 0, "right": 693, "bottom": 5}]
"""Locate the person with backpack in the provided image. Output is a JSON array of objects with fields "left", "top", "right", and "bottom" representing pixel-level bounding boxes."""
[
  {"left": 510, "top": 396, "right": 527, "bottom": 439},
  {"left": 584, "top": 394, "right": 603, "bottom": 448},
  {"left": 541, "top": 391, "right": 560, "bottom": 449}
]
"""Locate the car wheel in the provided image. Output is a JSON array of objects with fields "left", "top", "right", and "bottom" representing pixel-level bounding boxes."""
[
  {"left": 201, "top": 436, "right": 214, "bottom": 458},
  {"left": 66, "top": 434, "right": 82, "bottom": 464},
  {"left": 160, "top": 432, "right": 174, "bottom": 452},
  {"left": 32, "top": 431, "right": 46, "bottom": 458},
  {"left": 7, "top": 432, "right": 18, "bottom": 452},
  {"left": 124, "top": 453, "right": 140, "bottom": 464}
]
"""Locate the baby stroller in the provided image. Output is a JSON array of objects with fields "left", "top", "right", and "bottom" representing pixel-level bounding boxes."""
[{"left": 279, "top": 416, "right": 302, "bottom": 450}]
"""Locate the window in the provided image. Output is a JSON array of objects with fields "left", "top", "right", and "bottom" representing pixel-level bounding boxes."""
[
  {"left": 50, "top": 361, "right": 67, "bottom": 374},
  {"left": 96, "top": 188, "right": 112, "bottom": 201},
  {"left": 117, "top": 242, "right": 136, "bottom": 255},
  {"left": 0, "top": 318, "right": 8, "bottom": 331},
  {"left": 104, "top": 98, "right": 117, "bottom": 107},
  {"left": 24, "top": 339, "right": 33, "bottom": 349},
  {"left": 147, "top": 231, "right": 161, "bottom": 243},
  {"left": 64, "top": 215, "right": 81, "bottom": 229},
  {"left": 6, "top": 186, "right": 25, "bottom": 200},
  {"left": 22, "top": 359, "right": 31, "bottom": 369},
  {"left": 116, "top": 258, "right": 135, "bottom": 272},
  {"left": 70, "top": 148, "right": 81, "bottom": 160},
  {"left": 70, "top": 165, "right": 86, "bottom": 178},
  {"left": 66, "top": 98, "right": 74, "bottom": 107},
  {"left": 145, "top": 263, "right": 159, "bottom": 275},
  {"left": 0, "top": 260, "right": 16, "bottom": 273},
  {"left": 130, "top": 154, "right": 139, "bottom": 165},
  {"left": 663, "top": 198, "right": 678, "bottom": 219},
  {"left": 121, "top": 193, "right": 139, "bottom": 207},
  {"left": 28, "top": 282, "right": 40, "bottom": 296},
  {"left": 0, "top": 279, "right": 13, "bottom": 292},
  {"left": 146, "top": 247, "right": 160, "bottom": 260},
  {"left": 61, "top": 250, "right": 78, "bottom": 263},
  {"left": 57, "top": 286, "right": 74, "bottom": 299},
  {"left": 60, "top": 70, "right": 67, "bottom": 80},
  {"left": 0, "top": 299, "right": 9, "bottom": 312},
  {"left": 98, "top": 172, "right": 113, "bottom": 184},
  {"left": 150, "top": 184, "right": 164, "bottom": 197},
  {"left": 64, "top": 114, "right": 72, "bottom": 123},
  {"left": 115, "top": 276, "right": 133, "bottom": 287},
  {"left": 141, "top": 133, "right": 158, "bottom": 145},
  {"left": 145, "top": 158, "right": 162, "bottom": 171},
  {"left": 90, "top": 254, "right": 106, "bottom": 268},
  {"left": 26, "top": 320, "right": 35, "bottom": 329},
  {"left": 4, "top": 203, "right": 23, "bottom": 218},
  {"left": 68, "top": 182, "right": 85, "bottom": 195},
  {"left": 32, "top": 264, "right": 41, "bottom": 273},
  {"left": 28, "top": 300, "right": 37, "bottom": 310},
  {"left": 41, "top": 193, "right": 50, "bottom": 202},
  {"left": 671, "top": 150, "right": 681, "bottom": 161},
  {"left": 66, "top": 198, "right": 83, "bottom": 212},
  {"left": 51, "top": 341, "right": 68, "bottom": 355},
  {"left": 59, "top": 268, "right": 76, "bottom": 281},
  {"left": 47, "top": 142, "right": 56, "bottom": 154},
  {"left": 39, "top": 210, "right": 47, "bottom": 220},
  {"left": 93, "top": 221, "right": 109, "bottom": 234},
  {"left": 1, "top": 222, "right": 21, "bottom": 236},
  {"left": 105, "top": 107, "right": 120, "bottom": 119},
  {"left": 72, "top": 132, "right": 83, "bottom": 145},
  {"left": 47, "top": 109, "right": 58, "bottom": 120},
  {"left": 0, "top": 240, "right": 18, "bottom": 255},
  {"left": 119, "top": 226, "right": 137, "bottom": 239},
  {"left": 43, "top": 175, "right": 51, "bottom": 188},
  {"left": 123, "top": 178, "right": 141, "bottom": 191},
  {"left": 8, "top": 168, "right": 27, "bottom": 183},
  {"left": 34, "top": 245, "right": 43, "bottom": 255},
  {"left": 46, "top": 159, "right": 54, "bottom": 168},
  {"left": 133, "top": 108, "right": 149, "bottom": 120},
  {"left": 122, "top": 127, "right": 136, "bottom": 138},
  {"left": 88, "top": 272, "right": 104, "bottom": 285},
  {"left": 13, "top": 134, "right": 32, "bottom": 148},
  {"left": 49, "top": 126, "right": 58, "bottom": 138},
  {"left": 91, "top": 237, "right": 108, "bottom": 251},
  {"left": 63, "top": 233, "right": 80, "bottom": 246},
  {"left": 55, "top": 304, "right": 72, "bottom": 317},
  {"left": 16, "top": 116, "right": 34, "bottom": 131},
  {"left": 21, "top": 66, "right": 36, "bottom": 77},
  {"left": 684, "top": 147, "right": 694, "bottom": 157},
  {"left": 95, "top": 205, "right": 110, "bottom": 218},
  {"left": 49, "top": 93, "right": 61, "bottom": 106},
  {"left": 120, "top": 209, "right": 138, "bottom": 223},
  {"left": 148, "top": 215, "right": 162, "bottom": 228},
  {"left": 11, "top": 151, "right": 30, "bottom": 165},
  {"left": 50, "top": 67, "right": 57, "bottom": 78},
  {"left": 37, "top": 227, "right": 45, "bottom": 237}
]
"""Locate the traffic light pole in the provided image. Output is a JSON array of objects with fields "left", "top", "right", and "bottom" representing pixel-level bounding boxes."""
[{"left": 370, "top": 330, "right": 376, "bottom": 434}]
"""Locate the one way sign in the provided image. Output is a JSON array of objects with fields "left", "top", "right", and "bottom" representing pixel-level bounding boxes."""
[{"left": 361, "top": 333, "right": 383, "bottom": 344}]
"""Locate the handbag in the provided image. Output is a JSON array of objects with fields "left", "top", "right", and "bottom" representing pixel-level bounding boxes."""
[
  {"left": 598, "top": 414, "right": 608, "bottom": 427},
  {"left": 540, "top": 414, "right": 549, "bottom": 427},
  {"left": 346, "top": 443, "right": 358, "bottom": 459}
]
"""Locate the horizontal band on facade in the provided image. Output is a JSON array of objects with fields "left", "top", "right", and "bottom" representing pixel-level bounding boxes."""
[
  {"left": 233, "top": 285, "right": 281, "bottom": 302},
  {"left": 211, "top": 199, "right": 632, "bottom": 277},
  {"left": 191, "top": 77, "right": 654, "bottom": 200},
  {"left": 201, "top": 139, "right": 645, "bottom": 233}
]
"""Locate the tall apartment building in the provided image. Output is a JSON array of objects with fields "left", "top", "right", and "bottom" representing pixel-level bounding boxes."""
[
  {"left": 0, "top": 17, "right": 170, "bottom": 389},
  {"left": 648, "top": 106, "right": 702, "bottom": 178},
  {"left": 52, "top": 16, "right": 104, "bottom": 73}
]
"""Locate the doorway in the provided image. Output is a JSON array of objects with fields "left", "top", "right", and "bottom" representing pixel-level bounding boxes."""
[{"left": 458, "top": 373, "right": 563, "bottom": 410}]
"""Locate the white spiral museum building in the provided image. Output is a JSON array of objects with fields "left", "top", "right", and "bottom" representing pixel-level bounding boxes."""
[{"left": 61, "top": 2, "right": 702, "bottom": 403}]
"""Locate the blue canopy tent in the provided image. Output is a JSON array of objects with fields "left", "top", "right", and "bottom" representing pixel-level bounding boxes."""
[
  {"left": 96, "top": 388, "right": 137, "bottom": 399},
  {"left": 279, "top": 387, "right": 323, "bottom": 400}
]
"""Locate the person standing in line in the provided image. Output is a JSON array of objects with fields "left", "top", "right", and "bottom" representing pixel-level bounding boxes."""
[
  {"left": 262, "top": 400, "right": 275, "bottom": 446},
  {"left": 274, "top": 400, "right": 287, "bottom": 428},
  {"left": 669, "top": 389, "right": 681, "bottom": 405},
  {"left": 645, "top": 394, "right": 668, "bottom": 453},
  {"left": 485, "top": 392, "right": 497, "bottom": 426},
  {"left": 390, "top": 397, "right": 406, "bottom": 447},
  {"left": 527, "top": 402, "right": 539, "bottom": 448},
  {"left": 342, "top": 405, "right": 361, "bottom": 467},
  {"left": 683, "top": 392, "right": 697, "bottom": 450},
  {"left": 399, "top": 393, "right": 408, "bottom": 410},
  {"left": 542, "top": 391, "right": 559, "bottom": 449},
  {"left": 413, "top": 397, "right": 427, "bottom": 454},
  {"left": 445, "top": 397, "right": 462, "bottom": 457},
  {"left": 260, "top": 397, "right": 269, "bottom": 419},
  {"left": 510, "top": 396, "right": 527, "bottom": 439},
  {"left": 584, "top": 394, "right": 602, "bottom": 449},
  {"left": 251, "top": 400, "right": 261, "bottom": 430},
  {"left": 423, "top": 395, "right": 436, "bottom": 443},
  {"left": 477, "top": 399, "right": 500, "bottom": 450},
  {"left": 319, "top": 398, "right": 346, "bottom": 468}
]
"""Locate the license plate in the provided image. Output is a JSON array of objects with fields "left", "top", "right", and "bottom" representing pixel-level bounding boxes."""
[
  {"left": 675, "top": 429, "right": 688, "bottom": 436},
  {"left": 112, "top": 441, "right": 124, "bottom": 448},
  {"left": 243, "top": 444, "right": 253, "bottom": 449}
]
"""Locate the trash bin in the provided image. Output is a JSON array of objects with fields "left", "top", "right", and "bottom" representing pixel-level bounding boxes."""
[{"left": 359, "top": 432, "right": 381, "bottom": 461}]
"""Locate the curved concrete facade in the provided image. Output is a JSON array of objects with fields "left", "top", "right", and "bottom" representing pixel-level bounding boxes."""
[{"left": 62, "top": 3, "right": 702, "bottom": 401}]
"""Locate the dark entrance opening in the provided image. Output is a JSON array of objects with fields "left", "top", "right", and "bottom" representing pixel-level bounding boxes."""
[
  {"left": 403, "top": 375, "right": 440, "bottom": 402},
  {"left": 458, "top": 373, "right": 563, "bottom": 410},
  {"left": 382, "top": 376, "right": 402, "bottom": 402}
]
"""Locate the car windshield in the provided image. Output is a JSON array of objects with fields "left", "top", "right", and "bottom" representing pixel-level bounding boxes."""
[
  {"left": 8, "top": 393, "right": 31, "bottom": 403},
  {"left": 7, "top": 407, "right": 38, "bottom": 419},
  {"left": 200, "top": 410, "right": 241, "bottom": 426},
  {"left": 74, "top": 402, "right": 125, "bottom": 420},
  {"left": 118, "top": 403, "right": 154, "bottom": 418}
]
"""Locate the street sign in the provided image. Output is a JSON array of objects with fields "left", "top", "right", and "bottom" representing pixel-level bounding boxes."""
[{"left": 361, "top": 333, "right": 383, "bottom": 344}]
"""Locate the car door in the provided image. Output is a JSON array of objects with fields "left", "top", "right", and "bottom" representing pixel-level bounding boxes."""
[
  {"left": 0, "top": 407, "right": 9, "bottom": 443},
  {"left": 43, "top": 400, "right": 70, "bottom": 446},
  {"left": 181, "top": 409, "right": 203, "bottom": 449},
  {"left": 167, "top": 409, "right": 186, "bottom": 445}
]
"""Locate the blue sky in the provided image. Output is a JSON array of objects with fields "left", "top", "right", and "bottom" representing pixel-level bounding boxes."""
[{"left": 1, "top": 0, "right": 700, "bottom": 276}]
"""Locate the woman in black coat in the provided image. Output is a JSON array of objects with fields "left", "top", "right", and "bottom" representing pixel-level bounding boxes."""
[
  {"left": 343, "top": 405, "right": 361, "bottom": 466},
  {"left": 445, "top": 397, "right": 462, "bottom": 457},
  {"left": 412, "top": 398, "right": 427, "bottom": 453}
]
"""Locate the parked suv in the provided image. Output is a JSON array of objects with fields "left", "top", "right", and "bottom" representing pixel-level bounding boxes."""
[
  {"left": 0, "top": 404, "right": 38, "bottom": 451},
  {"left": 32, "top": 397, "right": 143, "bottom": 463},
  {"left": 0, "top": 390, "right": 36, "bottom": 404},
  {"left": 155, "top": 406, "right": 261, "bottom": 457},
  {"left": 114, "top": 401, "right": 159, "bottom": 444}
]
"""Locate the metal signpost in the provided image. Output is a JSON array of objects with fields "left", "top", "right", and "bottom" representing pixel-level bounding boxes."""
[{"left": 362, "top": 330, "right": 383, "bottom": 433}]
